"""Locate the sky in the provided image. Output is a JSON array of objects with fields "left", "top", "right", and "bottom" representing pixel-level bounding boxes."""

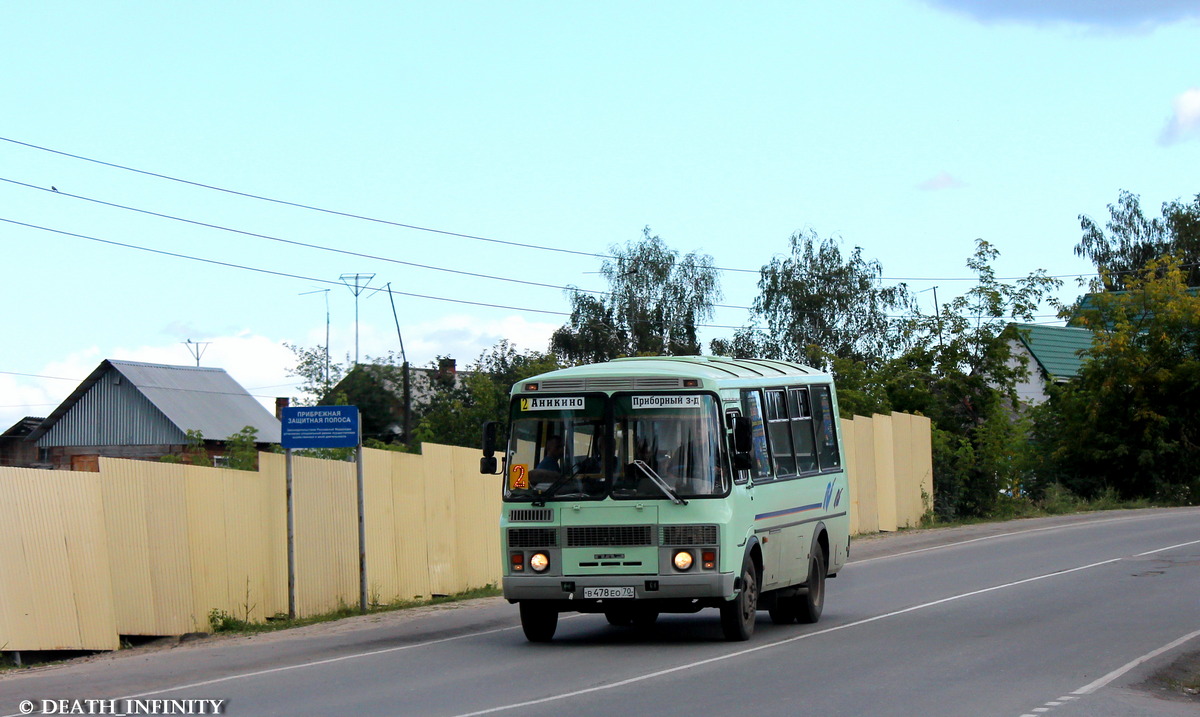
[{"left": 2, "top": 1, "right": 1199, "bottom": 431}]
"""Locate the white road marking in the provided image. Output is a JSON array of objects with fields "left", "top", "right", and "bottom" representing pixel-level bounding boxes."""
[
  {"left": 850, "top": 515, "right": 1165, "bottom": 566},
  {"left": 451, "top": 557, "right": 1124, "bottom": 717},
  {"left": 1072, "top": 626, "right": 1200, "bottom": 695},
  {"left": 1136, "top": 539, "right": 1200, "bottom": 556},
  {"left": 1017, "top": 618, "right": 1200, "bottom": 714},
  {"left": 0, "top": 615, "right": 588, "bottom": 717}
]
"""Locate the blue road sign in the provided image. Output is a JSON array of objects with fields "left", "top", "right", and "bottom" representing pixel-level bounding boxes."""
[{"left": 281, "top": 405, "right": 360, "bottom": 449}]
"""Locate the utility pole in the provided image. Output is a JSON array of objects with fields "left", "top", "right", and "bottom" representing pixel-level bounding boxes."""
[
  {"left": 300, "top": 288, "right": 332, "bottom": 388},
  {"left": 919, "top": 286, "right": 944, "bottom": 351},
  {"left": 339, "top": 273, "right": 375, "bottom": 366},
  {"left": 385, "top": 282, "right": 412, "bottom": 445}
]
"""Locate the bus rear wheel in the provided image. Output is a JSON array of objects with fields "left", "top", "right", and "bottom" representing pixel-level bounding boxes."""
[
  {"left": 797, "top": 544, "right": 826, "bottom": 624},
  {"left": 519, "top": 601, "right": 558, "bottom": 642},
  {"left": 768, "top": 593, "right": 799, "bottom": 624},
  {"left": 720, "top": 556, "right": 759, "bottom": 641}
]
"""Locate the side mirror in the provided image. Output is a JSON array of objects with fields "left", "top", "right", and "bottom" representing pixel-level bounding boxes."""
[
  {"left": 731, "top": 416, "right": 753, "bottom": 470},
  {"left": 732, "top": 416, "right": 752, "bottom": 453},
  {"left": 481, "top": 421, "right": 499, "bottom": 457},
  {"left": 480, "top": 421, "right": 500, "bottom": 475}
]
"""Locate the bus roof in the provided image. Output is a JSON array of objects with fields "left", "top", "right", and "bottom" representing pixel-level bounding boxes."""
[{"left": 516, "top": 356, "right": 826, "bottom": 392}]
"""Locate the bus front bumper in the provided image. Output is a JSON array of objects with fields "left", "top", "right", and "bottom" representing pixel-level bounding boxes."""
[{"left": 503, "top": 571, "right": 736, "bottom": 602}]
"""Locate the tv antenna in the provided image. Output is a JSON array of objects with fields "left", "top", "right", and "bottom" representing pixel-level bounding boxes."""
[
  {"left": 339, "top": 273, "right": 375, "bottom": 365},
  {"left": 183, "top": 339, "right": 210, "bottom": 367},
  {"left": 300, "top": 288, "right": 332, "bottom": 387}
]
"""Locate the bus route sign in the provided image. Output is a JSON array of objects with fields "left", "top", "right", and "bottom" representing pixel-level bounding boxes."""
[{"left": 281, "top": 405, "right": 360, "bottom": 449}]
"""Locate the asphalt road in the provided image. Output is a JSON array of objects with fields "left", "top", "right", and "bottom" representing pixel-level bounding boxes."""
[{"left": 3, "top": 508, "right": 1198, "bottom": 717}]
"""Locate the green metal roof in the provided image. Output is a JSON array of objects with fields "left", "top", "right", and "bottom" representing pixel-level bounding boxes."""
[{"left": 1012, "top": 324, "right": 1094, "bottom": 381}]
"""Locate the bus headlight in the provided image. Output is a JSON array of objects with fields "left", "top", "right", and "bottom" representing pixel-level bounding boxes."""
[
  {"left": 530, "top": 552, "right": 551, "bottom": 573},
  {"left": 673, "top": 550, "right": 694, "bottom": 571}
]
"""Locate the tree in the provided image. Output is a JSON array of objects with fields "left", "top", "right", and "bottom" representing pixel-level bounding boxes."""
[
  {"left": 711, "top": 229, "right": 914, "bottom": 368},
  {"left": 552, "top": 228, "right": 722, "bottom": 364},
  {"left": 1076, "top": 190, "right": 1200, "bottom": 291},
  {"left": 900, "top": 240, "right": 1061, "bottom": 517},
  {"left": 284, "top": 343, "right": 347, "bottom": 406},
  {"left": 1038, "top": 256, "right": 1200, "bottom": 503},
  {"left": 808, "top": 239, "right": 1060, "bottom": 519},
  {"left": 224, "top": 426, "right": 261, "bottom": 471},
  {"left": 414, "top": 341, "right": 560, "bottom": 449},
  {"left": 319, "top": 354, "right": 408, "bottom": 444}
]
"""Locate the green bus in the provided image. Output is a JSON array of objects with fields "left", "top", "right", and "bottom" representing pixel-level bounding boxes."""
[{"left": 480, "top": 356, "right": 850, "bottom": 642}]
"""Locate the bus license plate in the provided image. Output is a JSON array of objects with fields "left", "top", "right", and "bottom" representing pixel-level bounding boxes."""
[{"left": 584, "top": 586, "right": 635, "bottom": 599}]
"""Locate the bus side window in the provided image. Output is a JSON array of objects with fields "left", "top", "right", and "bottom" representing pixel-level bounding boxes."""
[
  {"left": 764, "top": 388, "right": 795, "bottom": 477},
  {"left": 738, "top": 390, "right": 773, "bottom": 482},
  {"left": 812, "top": 385, "right": 841, "bottom": 469},
  {"left": 788, "top": 388, "right": 818, "bottom": 474}
]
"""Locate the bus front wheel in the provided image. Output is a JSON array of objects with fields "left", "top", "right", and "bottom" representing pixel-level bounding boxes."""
[
  {"left": 721, "top": 556, "right": 759, "bottom": 641},
  {"left": 519, "top": 601, "right": 558, "bottom": 642}
]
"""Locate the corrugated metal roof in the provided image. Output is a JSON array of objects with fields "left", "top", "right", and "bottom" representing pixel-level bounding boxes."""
[
  {"left": 1012, "top": 324, "right": 1094, "bottom": 381},
  {"left": 31, "top": 360, "right": 281, "bottom": 445},
  {"left": 1, "top": 417, "right": 44, "bottom": 439},
  {"left": 521, "top": 355, "right": 822, "bottom": 385}
]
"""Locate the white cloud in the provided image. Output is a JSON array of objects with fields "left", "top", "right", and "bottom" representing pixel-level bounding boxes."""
[
  {"left": 922, "top": 0, "right": 1200, "bottom": 30},
  {"left": 1159, "top": 88, "right": 1200, "bottom": 145},
  {"left": 918, "top": 171, "right": 967, "bottom": 191}
]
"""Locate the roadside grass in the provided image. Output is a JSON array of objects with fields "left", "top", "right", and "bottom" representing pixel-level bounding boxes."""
[
  {"left": 1150, "top": 650, "right": 1200, "bottom": 701},
  {"left": 207, "top": 584, "right": 501, "bottom": 635},
  {"left": 914, "top": 484, "right": 1158, "bottom": 531}
]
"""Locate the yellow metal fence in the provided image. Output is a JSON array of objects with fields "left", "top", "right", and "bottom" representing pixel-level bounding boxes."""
[
  {"left": 1, "top": 415, "right": 928, "bottom": 652},
  {"left": 843, "top": 412, "right": 933, "bottom": 534}
]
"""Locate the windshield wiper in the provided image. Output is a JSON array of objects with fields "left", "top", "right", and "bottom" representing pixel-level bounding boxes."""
[
  {"left": 632, "top": 460, "right": 688, "bottom": 505},
  {"left": 532, "top": 467, "right": 581, "bottom": 507}
]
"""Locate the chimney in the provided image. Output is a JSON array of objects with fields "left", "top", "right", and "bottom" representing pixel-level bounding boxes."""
[
  {"left": 437, "top": 358, "right": 457, "bottom": 385},
  {"left": 275, "top": 397, "right": 290, "bottom": 419}
]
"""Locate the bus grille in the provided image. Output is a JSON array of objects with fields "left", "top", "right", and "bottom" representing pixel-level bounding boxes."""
[
  {"left": 567, "top": 526, "right": 654, "bottom": 547},
  {"left": 509, "top": 509, "right": 554, "bottom": 523},
  {"left": 634, "top": 377, "right": 685, "bottom": 389},
  {"left": 661, "top": 525, "right": 718, "bottom": 546},
  {"left": 539, "top": 379, "right": 586, "bottom": 391},
  {"left": 508, "top": 528, "right": 558, "bottom": 548}
]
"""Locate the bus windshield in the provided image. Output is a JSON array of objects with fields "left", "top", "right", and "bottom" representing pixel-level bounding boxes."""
[
  {"left": 611, "top": 394, "right": 727, "bottom": 500},
  {"left": 505, "top": 395, "right": 609, "bottom": 502},
  {"left": 503, "top": 393, "right": 727, "bottom": 502}
]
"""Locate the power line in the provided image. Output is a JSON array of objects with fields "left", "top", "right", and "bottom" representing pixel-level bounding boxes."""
[
  {"left": 0, "top": 216, "right": 572, "bottom": 317},
  {"left": 0, "top": 135, "right": 609, "bottom": 261},
  {"left": 0, "top": 134, "right": 1120, "bottom": 282},
  {"left": 0, "top": 176, "right": 751, "bottom": 311},
  {"left": 0, "top": 369, "right": 304, "bottom": 402},
  {"left": 0, "top": 174, "right": 1089, "bottom": 318},
  {"left": 0, "top": 215, "right": 1070, "bottom": 328},
  {"left": 0, "top": 370, "right": 80, "bottom": 381}
]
